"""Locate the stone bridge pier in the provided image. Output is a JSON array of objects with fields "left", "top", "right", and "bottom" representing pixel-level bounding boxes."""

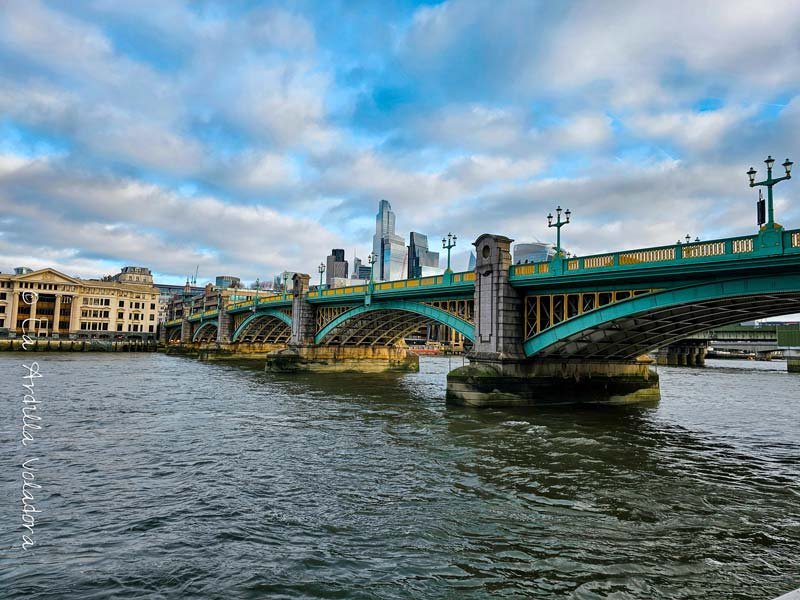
[
  {"left": 264, "top": 274, "right": 418, "bottom": 373},
  {"left": 445, "top": 234, "right": 660, "bottom": 407},
  {"left": 655, "top": 341, "right": 708, "bottom": 367}
]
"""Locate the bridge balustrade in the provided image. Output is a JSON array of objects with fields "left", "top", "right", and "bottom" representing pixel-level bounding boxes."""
[{"left": 509, "top": 228, "right": 800, "bottom": 279}]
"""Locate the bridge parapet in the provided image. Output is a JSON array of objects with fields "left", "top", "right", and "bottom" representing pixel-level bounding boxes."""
[{"left": 509, "top": 228, "right": 800, "bottom": 281}]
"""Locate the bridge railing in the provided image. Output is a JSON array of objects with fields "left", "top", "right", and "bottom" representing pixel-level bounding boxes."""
[
  {"left": 510, "top": 228, "right": 800, "bottom": 279},
  {"left": 228, "top": 294, "right": 294, "bottom": 311},
  {"left": 307, "top": 270, "right": 475, "bottom": 299}
]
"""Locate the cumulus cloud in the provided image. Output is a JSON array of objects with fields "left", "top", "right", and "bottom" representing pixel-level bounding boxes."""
[{"left": 0, "top": 0, "right": 797, "bottom": 286}]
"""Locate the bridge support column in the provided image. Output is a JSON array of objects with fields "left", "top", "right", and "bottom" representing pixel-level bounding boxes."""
[
  {"left": 158, "top": 324, "right": 167, "bottom": 345},
  {"left": 217, "top": 302, "right": 233, "bottom": 344},
  {"left": 446, "top": 233, "right": 659, "bottom": 407},
  {"left": 265, "top": 273, "right": 419, "bottom": 373},
  {"left": 785, "top": 348, "right": 800, "bottom": 373},
  {"left": 180, "top": 317, "right": 191, "bottom": 344},
  {"left": 655, "top": 341, "right": 707, "bottom": 367}
]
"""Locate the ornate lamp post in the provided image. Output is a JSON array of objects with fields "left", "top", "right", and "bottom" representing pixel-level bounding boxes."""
[
  {"left": 748, "top": 155, "right": 792, "bottom": 229},
  {"left": 251, "top": 278, "right": 260, "bottom": 313},
  {"left": 318, "top": 262, "right": 326, "bottom": 291},
  {"left": 282, "top": 272, "right": 289, "bottom": 300},
  {"left": 442, "top": 233, "right": 457, "bottom": 273},
  {"left": 547, "top": 206, "right": 571, "bottom": 257},
  {"left": 368, "top": 252, "right": 377, "bottom": 283}
]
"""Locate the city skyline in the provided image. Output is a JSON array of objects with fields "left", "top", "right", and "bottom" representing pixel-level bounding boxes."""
[{"left": 0, "top": 1, "right": 798, "bottom": 285}]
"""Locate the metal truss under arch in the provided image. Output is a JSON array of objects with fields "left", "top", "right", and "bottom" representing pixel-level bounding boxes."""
[
  {"left": 167, "top": 327, "right": 182, "bottom": 342},
  {"left": 314, "top": 300, "right": 475, "bottom": 346},
  {"left": 232, "top": 310, "right": 292, "bottom": 343},
  {"left": 524, "top": 273, "right": 800, "bottom": 359},
  {"left": 192, "top": 320, "right": 218, "bottom": 343}
]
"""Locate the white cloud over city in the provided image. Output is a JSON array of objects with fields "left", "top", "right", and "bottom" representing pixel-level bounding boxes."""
[{"left": 0, "top": 0, "right": 798, "bottom": 283}]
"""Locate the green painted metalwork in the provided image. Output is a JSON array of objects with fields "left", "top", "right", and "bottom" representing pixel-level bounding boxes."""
[
  {"left": 188, "top": 309, "right": 218, "bottom": 322},
  {"left": 314, "top": 300, "right": 475, "bottom": 344},
  {"left": 748, "top": 155, "right": 792, "bottom": 228},
  {"left": 510, "top": 228, "right": 800, "bottom": 282},
  {"left": 192, "top": 320, "right": 218, "bottom": 342},
  {"left": 231, "top": 310, "right": 292, "bottom": 342},
  {"left": 524, "top": 273, "right": 800, "bottom": 356},
  {"left": 777, "top": 326, "right": 800, "bottom": 348},
  {"left": 228, "top": 296, "right": 293, "bottom": 314},
  {"left": 303, "top": 270, "right": 475, "bottom": 304}
]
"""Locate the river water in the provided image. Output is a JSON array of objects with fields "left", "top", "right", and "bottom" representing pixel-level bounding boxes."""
[{"left": 2, "top": 353, "right": 799, "bottom": 599}]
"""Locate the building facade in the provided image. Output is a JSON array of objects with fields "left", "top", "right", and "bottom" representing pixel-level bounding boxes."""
[
  {"left": 408, "top": 232, "right": 441, "bottom": 278},
  {"left": 513, "top": 241, "right": 556, "bottom": 264},
  {"left": 0, "top": 266, "right": 160, "bottom": 340},
  {"left": 215, "top": 275, "right": 241, "bottom": 289},
  {"left": 372, "top": 199, "right": 407, "bottom": 281},
  {"left": 326, "top": 249, "right": 349, "bottom": 286}
]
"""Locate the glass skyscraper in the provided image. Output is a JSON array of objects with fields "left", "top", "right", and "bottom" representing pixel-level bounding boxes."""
[
  {"left": 408, "top": 232, "right": 441, "bottom": 278},
  {"left": 372, "top": 200, "right": 407, "bottom": 281}
]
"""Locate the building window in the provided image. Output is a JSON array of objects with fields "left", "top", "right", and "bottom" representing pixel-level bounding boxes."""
[
  {"left": 148, "top": 325, "right": 154, "bottom": 332},
  {"left": 119, "top": 300, "right": 124, "bottom": 307},
  {"left": 117, "top": 324, "right": 122, "bottom": 331}
]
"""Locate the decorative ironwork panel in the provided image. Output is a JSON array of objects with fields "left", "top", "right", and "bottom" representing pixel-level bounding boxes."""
[
  {"left": 732, "top": 238, "right": 754, "bottom": 253},
  {"left": 316, "top": 305, "right": 356, "bottom": 332},
  {"left": 524, "top": 289, "right": 658, "bottom": 339},
  {"left": 424, "top": 299, "right": 474, "bottom": 324}
]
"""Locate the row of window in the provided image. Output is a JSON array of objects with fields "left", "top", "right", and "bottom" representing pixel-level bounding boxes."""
[{"left": 84, "top": 297, "right": 111, "bottom": 306}]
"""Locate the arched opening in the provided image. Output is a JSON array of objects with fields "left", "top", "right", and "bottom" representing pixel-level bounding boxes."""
[
  {"left": 524, "top": 275, "right": 800, "bottom": 359},
  {"left": 232, "top": 312, "right": 292, "bottom": 343}
]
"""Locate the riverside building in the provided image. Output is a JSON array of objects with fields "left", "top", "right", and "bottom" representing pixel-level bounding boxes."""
[{"left": 0, "top": 266, "right": 160, "bottom": 340}]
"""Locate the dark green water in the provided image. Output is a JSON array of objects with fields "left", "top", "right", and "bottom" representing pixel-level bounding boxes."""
[{"left": 2, "top": 354, "right": 799, "bottom": 599}]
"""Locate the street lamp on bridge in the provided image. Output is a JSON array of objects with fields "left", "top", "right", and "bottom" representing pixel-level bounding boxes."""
[
  {"left": 282, "top": 272, "right": 289, "bottom": 300},
  {"left": 748, "top": 155, "right": 793, "bottom": 228},
  {"left": 368, "top": 252, "right": 377, "bottom": 283},
  {"left": 318, "top": 262, "right": 325, "bottom": 291},
  {"left": 442, "top": 233, "right": 457, "bottom": 273},
  {"left": 547, "top": 206, "right": 571, "bottom": 257},
  {"left": 252, "top": 278, "right": 260, "bottom": 313}
]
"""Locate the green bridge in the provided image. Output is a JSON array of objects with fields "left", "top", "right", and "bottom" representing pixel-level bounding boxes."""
[{"left": 163, "top": 223, "right": 800, "bottom": 406}]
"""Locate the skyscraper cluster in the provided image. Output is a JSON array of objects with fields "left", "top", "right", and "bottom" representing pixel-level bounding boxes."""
[{"left": 321, "top": 199, "right": 443, "bottom": 287}]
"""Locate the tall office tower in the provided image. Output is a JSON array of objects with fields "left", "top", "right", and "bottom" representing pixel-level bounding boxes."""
[
  {"left": 371, "top": 199, "right": 407, "bottom": 281},
  {"left": 408, "top": 232, "right": 442, "bottom": 278},
  {"left": 468, "top": 251, "right": 476, "bottom": 271},
  {"left": 326, "top": 248, "right": 349, "bottom": 286}
]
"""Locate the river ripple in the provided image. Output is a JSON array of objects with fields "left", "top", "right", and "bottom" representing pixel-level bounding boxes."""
[{"left": 2, "top": 354, "right": 798, "bottom": 599}]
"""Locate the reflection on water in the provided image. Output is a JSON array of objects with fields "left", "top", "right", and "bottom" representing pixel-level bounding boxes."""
[{"left": 1, "top": 353, "right": 798, "bottom": 599}]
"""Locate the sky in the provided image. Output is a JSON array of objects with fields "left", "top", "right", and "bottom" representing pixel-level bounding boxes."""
[{"left": 0, "top": 0, "right": 798, "bottom": 287}]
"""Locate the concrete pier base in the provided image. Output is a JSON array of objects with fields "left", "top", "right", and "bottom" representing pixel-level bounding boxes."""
[
  {"left": 163, "top": 342, "right": 285, "bottom": 360},
  {"left": 446, "top": 357, "right": 660, "bottom": 407},
  {"left": 655, "top": 341, "right": 707, "bottom": 367},
  {"left": 265, "top": 344, "right": 419, "bottom": 373}
]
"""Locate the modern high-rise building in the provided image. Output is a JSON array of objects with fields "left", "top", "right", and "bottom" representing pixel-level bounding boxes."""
[
  {"left": 372, "top": 199, "right": 407, "bottom": 281},
  {"left": 513, "top": 241, "right": 556, "bottom": 264},
  {"left": 408, "top": 232, "right": 441, "bottom": 278},
  {"left": 468, "top": 251, "right": 476, "bottom": 271},
  {"left": 326, "top": 249, "right": 348, "bottom": 286},
  {"left": 215, "top": 275, "right": 241, "bottom": 289}
]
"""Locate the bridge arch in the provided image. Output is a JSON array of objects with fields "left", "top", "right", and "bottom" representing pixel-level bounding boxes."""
[
  {"left": 524, "top": 273, "right": 800, "bottom": 359},
  {"left": 314, "top": 300, "right": 475, "bottom": 346},
  {"left": 167, "top": 327, "right": 182, "bottom": 343},
  {"left": 192, "top": 320, "right": 218, "bottom": 343},
  {"left": 232, "top": 310, "right": 292, "bottom": 343}
]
